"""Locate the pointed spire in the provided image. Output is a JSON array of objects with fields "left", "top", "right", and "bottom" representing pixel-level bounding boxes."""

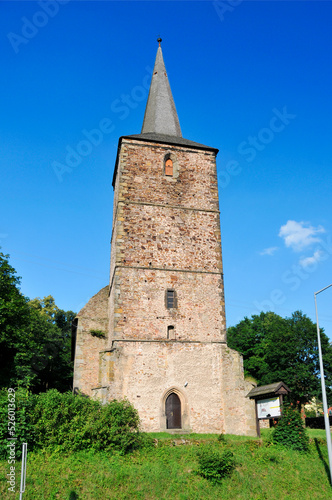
[{"left": 141, "top": 39, "right": 182, "bottom": 137}]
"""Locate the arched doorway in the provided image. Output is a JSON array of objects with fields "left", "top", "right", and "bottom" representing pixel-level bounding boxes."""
[{"left": 165, "top": 392, "right": 181, "bottom": 429}]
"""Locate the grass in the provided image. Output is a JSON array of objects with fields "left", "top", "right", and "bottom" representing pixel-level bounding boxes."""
[{"left": 0, "top": 429, "right": 331, "bottom": 499}]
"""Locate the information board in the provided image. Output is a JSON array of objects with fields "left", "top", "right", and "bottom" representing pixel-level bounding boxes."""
[{"left": 257, "top": 397, "right": 281, "bottom": 419}]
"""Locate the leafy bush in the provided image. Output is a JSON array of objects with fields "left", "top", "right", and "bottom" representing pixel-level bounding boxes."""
[
  {"left": 272, "top": 403, "right": 309, "bottom": 452},
  {"left": 0, "top": 388, "right": 36, "bottom": 459},
  {"left": 197, "top": 446, "right": 236, "bottom": 483},
  {"left": 0, "top": 389, "right": 147, "bottom": 456}
]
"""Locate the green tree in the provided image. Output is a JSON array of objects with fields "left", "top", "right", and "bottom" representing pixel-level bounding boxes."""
[
  {"left": 28, "top": 296, "right": 75, "bottom": 392},
  {"left": 0, "top": 251, "right": 30, "bottom": 387},
  {"left": 0, "top": 251, "right": 75, "bottom": 392},
  {"left": 227, "top": 310, "right": 332, "bottom": 406}
]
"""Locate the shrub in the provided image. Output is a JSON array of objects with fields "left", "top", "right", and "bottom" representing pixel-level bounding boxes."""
[
  {"left": 0, "top": 389, "right": 146, "bottom": 456},
  {"left": 31, "top": 390, "right": 145, "bottom": 453},
  {"left": 0, "top": 388, "right": 36, "bottom": 459},
  {"left": 197, "top": 446, "right": 236, "bottom": 483},
  {"left": 272, "top": 403, "right": 309, "bottom": 452},
  {"left": 77, "top": 398, "right": 144, "bottom": 453}
]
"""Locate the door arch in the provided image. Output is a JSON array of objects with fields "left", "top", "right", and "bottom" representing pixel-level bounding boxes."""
[{"left": 165, "top": 392, "right": 181, "bottom": 429}]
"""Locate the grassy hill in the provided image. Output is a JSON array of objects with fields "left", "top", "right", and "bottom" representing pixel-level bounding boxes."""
[{"left": 0, "top": 429, "right": 331, "bottom": 499}]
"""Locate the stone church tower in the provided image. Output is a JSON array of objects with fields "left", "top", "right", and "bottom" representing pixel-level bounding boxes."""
[{"left": 73, "top": 41, "right": 256, "bottom": 435}]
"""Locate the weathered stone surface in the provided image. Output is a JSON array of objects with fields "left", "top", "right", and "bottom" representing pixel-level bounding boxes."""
[
  {"left": 115, "top": 140, "right": 219, "bottom": 211},
  {"left": 108, "top": 267, "right": 225, "bottom": 343},
  {"left": 73, "top": 136, "right": 256, "bottom": 436},
  {"left": 73, "top": 286, "right": 108, "bottom": 395}
]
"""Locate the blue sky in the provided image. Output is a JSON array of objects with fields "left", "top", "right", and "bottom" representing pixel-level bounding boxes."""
[{"left": 1, "top": 1, "right": 332, "bottom": 340}]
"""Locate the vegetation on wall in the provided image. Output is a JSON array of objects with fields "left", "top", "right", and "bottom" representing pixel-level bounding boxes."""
[{"left": 89, "top": 329, "right": 106, "bottom": 338}]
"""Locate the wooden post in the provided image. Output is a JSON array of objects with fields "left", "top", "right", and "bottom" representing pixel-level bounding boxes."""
[{"left": 255, "top": 400, "right": 260, "bottom": 438}]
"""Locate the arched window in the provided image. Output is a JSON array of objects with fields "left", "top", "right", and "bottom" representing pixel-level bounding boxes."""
[
  {"left": 165, "top": 393, "right": 181, "bottom": 429},
  {"left": 165, "top": 158, "right": 173, "bottom": 176},
  {"left": 167, "top": 325, "right": 175, "bottom": 340},
  {"left": 163, "top": 152, "right": 179, "bottom": 179}
]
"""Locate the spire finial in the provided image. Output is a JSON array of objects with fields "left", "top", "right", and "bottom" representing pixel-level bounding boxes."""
[
  {"left": 141, "top": 39, "right": 182, "bottom": 137},
  {"left": 157, "top": 37, "right": 162, "bottom": 47}
]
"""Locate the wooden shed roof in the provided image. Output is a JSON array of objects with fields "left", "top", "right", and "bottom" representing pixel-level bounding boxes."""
[{"left": 246, "top": 381, "right": 290, "bottom": 399}]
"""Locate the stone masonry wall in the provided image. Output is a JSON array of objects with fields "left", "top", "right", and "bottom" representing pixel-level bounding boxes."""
[
  {"left": 115, "top": 203, "right": 222, "bottom": 272},
  {"left": 115, "top": 139, "right": 219, "bottom": 212},
  {"left": 97, "top": 340, "right": 256, "bottom": 435},
  {"left": 73, "top": 286, "right": 109, "bottom": 396},
  {"left": 108, "top": 267, "right": 226, "bottom": 343},
  {"left": 220, "top": 345, "right": 257, "bottom": 436},
  {"left": 109, "top": 138, "right": 224, "bottom": 341},
  {"left": 110, "top": 139, "right": 222, "bottom": 278},
  {"left": 101, "top": 341, "right": 225, "bottom": 433}
]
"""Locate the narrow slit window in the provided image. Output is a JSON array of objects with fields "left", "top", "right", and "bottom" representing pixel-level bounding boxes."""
[
  {"left": 71, "top": 318, "right": 78, "bottom": 362},
  {"left": 166, "top": 289, "right": 177, "bottom": 309},
  {"left": 165, "top": 158, "right": 173, "bottom": 176},
  {"left": 167, "top": 290, "right": 174, "bottom": 308}
]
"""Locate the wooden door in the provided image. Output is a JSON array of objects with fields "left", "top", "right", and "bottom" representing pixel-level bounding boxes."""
[{"left": 166, "top": 393, "right": 181, "bottom": 429}]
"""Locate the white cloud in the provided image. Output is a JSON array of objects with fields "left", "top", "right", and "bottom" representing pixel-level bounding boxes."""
[
  {"left": 299, "top": 250, "right": 324, "bottom": 268},
  {"left": 260, "top": 247, "right": 278, "bottom": 256},
  {"left": 278, "top": 220, "right": 325, "bottom": 252}
]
